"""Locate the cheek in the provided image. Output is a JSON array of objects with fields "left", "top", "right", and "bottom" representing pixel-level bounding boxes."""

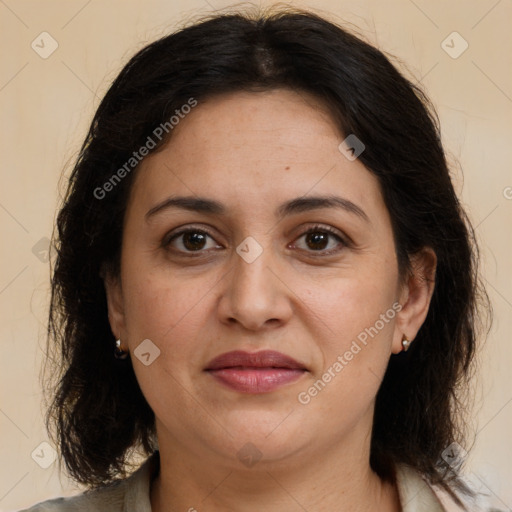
[
  {"left": 297, "top": 277, "right": 398, "bottom": 422},
  {"left": 300, "top": 264, "right": 398, "bottom": 405},
  {"left": 307, "top": 263, "right": 398, "bottom": 347},
  {"left": 121, "top": 270, "right": 213, "bottom": 409},
  {"left": 121, "top": 266, "right": 212, "bottom": 355}
]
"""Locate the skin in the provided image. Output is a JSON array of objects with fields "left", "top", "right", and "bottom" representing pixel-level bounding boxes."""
[{"left": 105, "top": 88, "right": 436, "bottom": 512}]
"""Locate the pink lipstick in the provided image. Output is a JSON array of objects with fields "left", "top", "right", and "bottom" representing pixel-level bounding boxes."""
[{"left": 205, "top": 350, "right": 307, "bottom": 393}]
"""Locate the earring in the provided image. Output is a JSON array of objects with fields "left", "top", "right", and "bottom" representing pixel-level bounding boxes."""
[
  {"left": 114, "top": 338, "right": 128, "bottom": 360},
  {"left": 401, "top": 336, "right": 412, "bottom": 352}
]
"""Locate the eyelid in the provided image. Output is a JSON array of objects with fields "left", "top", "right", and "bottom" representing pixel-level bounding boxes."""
[
  {"left": 162, "top": 224, "right": 220, "bottom": 249},
  {"left": 290, "top": 224, "right": 349, "bottom": 254},
  {"left": 162, "top": 223, "right": 349, "bottom": 255}
]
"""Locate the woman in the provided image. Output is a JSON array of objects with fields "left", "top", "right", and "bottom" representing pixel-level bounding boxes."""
[{"left": 19, "top": 7, "right": 490, "bottom": 512}]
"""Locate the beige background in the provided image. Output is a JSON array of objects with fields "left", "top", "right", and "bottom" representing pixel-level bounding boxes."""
[{"left": 1, "top": 0, "right": 511, "bottom": 510}]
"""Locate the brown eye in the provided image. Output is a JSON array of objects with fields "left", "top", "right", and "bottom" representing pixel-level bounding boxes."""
[
  {"left": 164, "top": 229, "right": 220, "bottom": 253},
  {"left": 294, "top": 225, "right": 346, "bottom": 255},
  {"left": 304, "top": 231, "right": 330, "bottom": 250},
  {"left": 181, "top": 231, "right": 207, "bottom": 251}
]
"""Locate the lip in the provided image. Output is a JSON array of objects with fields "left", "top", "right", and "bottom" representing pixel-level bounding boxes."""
[
  {"left": 205, "top": 350, "right": 306, "bottom": 371},
  {"left": 205, "top": 350, "right": 307, "bottom": 394}
]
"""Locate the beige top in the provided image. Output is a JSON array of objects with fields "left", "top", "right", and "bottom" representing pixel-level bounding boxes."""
[{"left": 16, "top": 453, "right": 472, "bottom": 511}]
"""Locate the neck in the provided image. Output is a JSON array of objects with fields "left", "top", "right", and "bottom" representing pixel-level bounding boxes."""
[{"left": 150, "top": 420, "right": 400, "bottom": 512}]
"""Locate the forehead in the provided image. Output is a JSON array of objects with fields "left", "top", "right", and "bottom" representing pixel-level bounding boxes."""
[{"left": 129, "top": 89, "right": 386, "bottom": 223}]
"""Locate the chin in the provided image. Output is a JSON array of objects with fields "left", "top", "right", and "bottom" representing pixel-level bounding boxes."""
[{"left": 207, "top": 412, "right": 314, "bottom": 464}]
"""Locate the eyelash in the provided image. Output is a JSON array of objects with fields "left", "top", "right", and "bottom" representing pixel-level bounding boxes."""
[{"left": 162, "top": 224, "right": 348, "bottom": 257}]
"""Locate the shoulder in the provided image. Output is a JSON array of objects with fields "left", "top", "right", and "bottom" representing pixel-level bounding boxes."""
[
  {"left": 396, "top": 463, "right": 489, "bottom": 512},
  {"left": 15, "top": 482, "right": 126, "bottom": 512},
  {"left": 395, "top": 463, "right": 448, "bottom": 511},
  {"left": 15, "top": 453, "right": 159, "bottom": 512}
]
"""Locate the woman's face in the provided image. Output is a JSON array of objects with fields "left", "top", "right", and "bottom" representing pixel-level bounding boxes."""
[{"left": 106, "top": 88, "right": 433, "bottom": 467}]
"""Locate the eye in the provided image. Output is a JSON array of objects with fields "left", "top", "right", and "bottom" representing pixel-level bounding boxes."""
[
  {"left": 292, "top": 225, "right": 347, "bottom": 255},
  {"left": 162, "top": 224, "right": 347, "bottom": 257},
  {"left": 163, "top": 228, "right": 222, "bottom": 254}
]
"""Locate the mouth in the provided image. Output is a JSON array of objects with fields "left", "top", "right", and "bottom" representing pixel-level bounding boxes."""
[{"left": 204, "top": 350, "right": 307, "bottom": 393}]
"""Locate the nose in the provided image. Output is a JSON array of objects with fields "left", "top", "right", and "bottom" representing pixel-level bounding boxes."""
[{"left": 217, "top": 241, "right": 293, "bottom": 332}]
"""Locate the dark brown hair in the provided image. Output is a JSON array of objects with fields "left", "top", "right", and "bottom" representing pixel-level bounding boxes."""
[{"left": 44, "top": 6, "right": 490, "bottom": 500}]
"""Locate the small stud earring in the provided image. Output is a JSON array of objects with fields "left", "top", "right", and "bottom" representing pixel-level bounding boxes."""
[
  {"left": 401, "top": 337, "right": 412, "bottom": 352},
  {"left": 114, "top": 338, "right": 128, "bottom": 360}
]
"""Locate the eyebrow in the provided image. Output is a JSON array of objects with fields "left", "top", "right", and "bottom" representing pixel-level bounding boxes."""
[{"left": 145, "top": 194, "right": 370, "bottom": 223}]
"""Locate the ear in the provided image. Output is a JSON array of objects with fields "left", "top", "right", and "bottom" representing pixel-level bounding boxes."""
[
  {"left": 392, "top": 247, "right": 437, "bottom": 354},
  {"left": 102, "top": 265, "right": 126, "bottom": 341}
]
